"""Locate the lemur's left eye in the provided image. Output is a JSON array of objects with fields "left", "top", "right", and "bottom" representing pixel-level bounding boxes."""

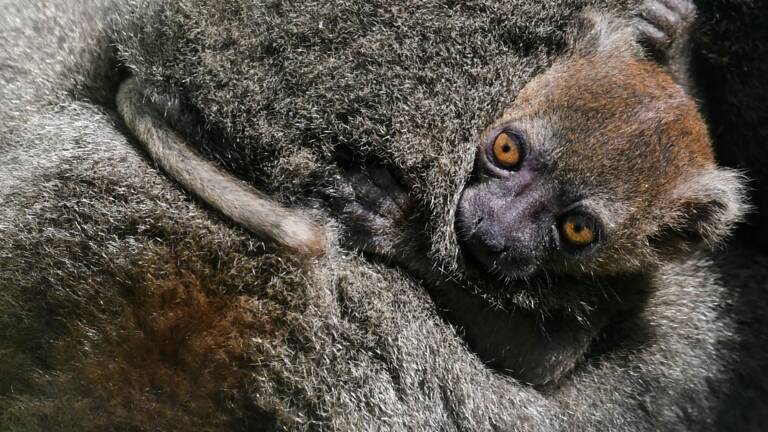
[
  {"left": 560, "top": 213, "right": 599, "bottom": 247},
  {"left": 491, "top": 131, "right": 523, "bottom": 169}
]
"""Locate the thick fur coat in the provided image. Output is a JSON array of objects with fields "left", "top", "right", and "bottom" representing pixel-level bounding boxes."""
[{"left": 2, "top": 0, "right": 768, "bottom": 430}]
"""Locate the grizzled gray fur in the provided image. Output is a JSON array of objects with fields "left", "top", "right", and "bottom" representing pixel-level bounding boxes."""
[{"left": 2, "top": 0, "right": 768, "bottom": 431}]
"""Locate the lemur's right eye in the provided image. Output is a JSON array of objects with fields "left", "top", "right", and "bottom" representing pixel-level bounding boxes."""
[{"left": 491, "top": 131, "right": 523, "bottom": 170}]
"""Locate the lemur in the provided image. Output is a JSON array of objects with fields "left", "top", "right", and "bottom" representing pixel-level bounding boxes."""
[{"left": 116, "top": 0, "right": 747, "bottom": 386}]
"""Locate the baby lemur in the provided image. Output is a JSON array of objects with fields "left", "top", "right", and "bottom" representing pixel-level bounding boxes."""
[
  {"left": 420, "top": 0, "right": 748, "bottom": 385},
  {"left": 117, "top": 0, "right": 746, "bottom": 386},
  {"left": 337, "top": 0, "right": 747, "bottom": 387}
]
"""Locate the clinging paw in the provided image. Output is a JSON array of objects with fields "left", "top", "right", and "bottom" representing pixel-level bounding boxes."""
[
  {"left": 347, "top": 164, "right": 413, "bottom": 222},
  {"left": 636, "top": 0, "right": 696, "bottom": 50},
  {"left": 335, "top": 163, "right": 421, "bottom": 257}
]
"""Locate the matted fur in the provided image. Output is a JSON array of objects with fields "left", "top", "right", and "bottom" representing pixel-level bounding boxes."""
[{"left": 2, "top": 0, "right": 768, "bottom": 430}]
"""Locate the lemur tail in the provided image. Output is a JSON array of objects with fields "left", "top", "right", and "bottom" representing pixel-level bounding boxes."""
[{"left": 116, "top": 77, "right": 327, "bottom": 257}]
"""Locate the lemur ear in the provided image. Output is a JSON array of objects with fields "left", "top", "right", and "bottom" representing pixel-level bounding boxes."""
[
  {"left": 566, "top": 10, "right": 642, "bottom": 58},
  {"left": 653, "top": 168, "right": 749, "bottom": 253}
]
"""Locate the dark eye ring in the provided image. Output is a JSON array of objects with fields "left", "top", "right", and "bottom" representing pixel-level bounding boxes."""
[{"left": 487, "top": 129, "right": 525, "bottom": 170}]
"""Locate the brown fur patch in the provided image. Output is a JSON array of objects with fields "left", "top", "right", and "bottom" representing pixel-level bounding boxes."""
[
  {"left": 62, "top": 244, "right": 294, "bottom": 430},
  {"left": 0, "top": 163, "right": 319, "bottom": 430}
]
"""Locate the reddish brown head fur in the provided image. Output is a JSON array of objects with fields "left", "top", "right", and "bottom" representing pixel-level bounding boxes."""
[{"left": 458, "top": 12, "right": 746, "bottom": 281}]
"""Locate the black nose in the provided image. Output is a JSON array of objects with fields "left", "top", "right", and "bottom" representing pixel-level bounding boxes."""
[
  {"left": 455, "top": 175, "right": 556, "bottom": 280},
  {"left": 463, "top": 229, "right": 506, "bottom": 272},
  {"left": 460, "top": 221, "right": 541, "bottom": 279}
]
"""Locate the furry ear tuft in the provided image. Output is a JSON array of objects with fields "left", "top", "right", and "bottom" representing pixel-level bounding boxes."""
[{"left": 655, "top": 168, "right": 749, "bottom": 252}]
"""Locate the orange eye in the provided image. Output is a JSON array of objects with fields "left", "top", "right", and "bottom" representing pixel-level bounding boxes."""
[
  {"left": 491, "top": 131, "right": 522, "bottom": 169},
  {"left": 560, "top": 214, "right": 597, "bottom": 247}
]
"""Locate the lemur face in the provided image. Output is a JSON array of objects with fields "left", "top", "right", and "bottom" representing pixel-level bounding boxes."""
[{"left": 456, "top": 41, "right": 726, "bottom": 282}]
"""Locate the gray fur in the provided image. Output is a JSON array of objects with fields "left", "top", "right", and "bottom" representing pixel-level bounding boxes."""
[
  {"left": 116, "top": 76, "right": 327, "bottom": 256},
  {"left": 2, "top": 0, "right": 768, "bottom": 431}
]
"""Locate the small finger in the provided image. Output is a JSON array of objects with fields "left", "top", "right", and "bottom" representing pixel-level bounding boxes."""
[
  {"left": 635, "top": 19, "right": 671, "bottom": 48},
  {"left": 641, "top": 1, "right": 679, "bottom": 35}
]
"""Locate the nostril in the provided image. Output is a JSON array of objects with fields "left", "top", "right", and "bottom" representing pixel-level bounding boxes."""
[{"left": 469, "top": 216, "right": 485, "bottom": 236}]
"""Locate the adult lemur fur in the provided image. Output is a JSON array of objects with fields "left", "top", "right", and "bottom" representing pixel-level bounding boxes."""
[{"left": 2, "top": 0, "right": 768, "bottom": 430}]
